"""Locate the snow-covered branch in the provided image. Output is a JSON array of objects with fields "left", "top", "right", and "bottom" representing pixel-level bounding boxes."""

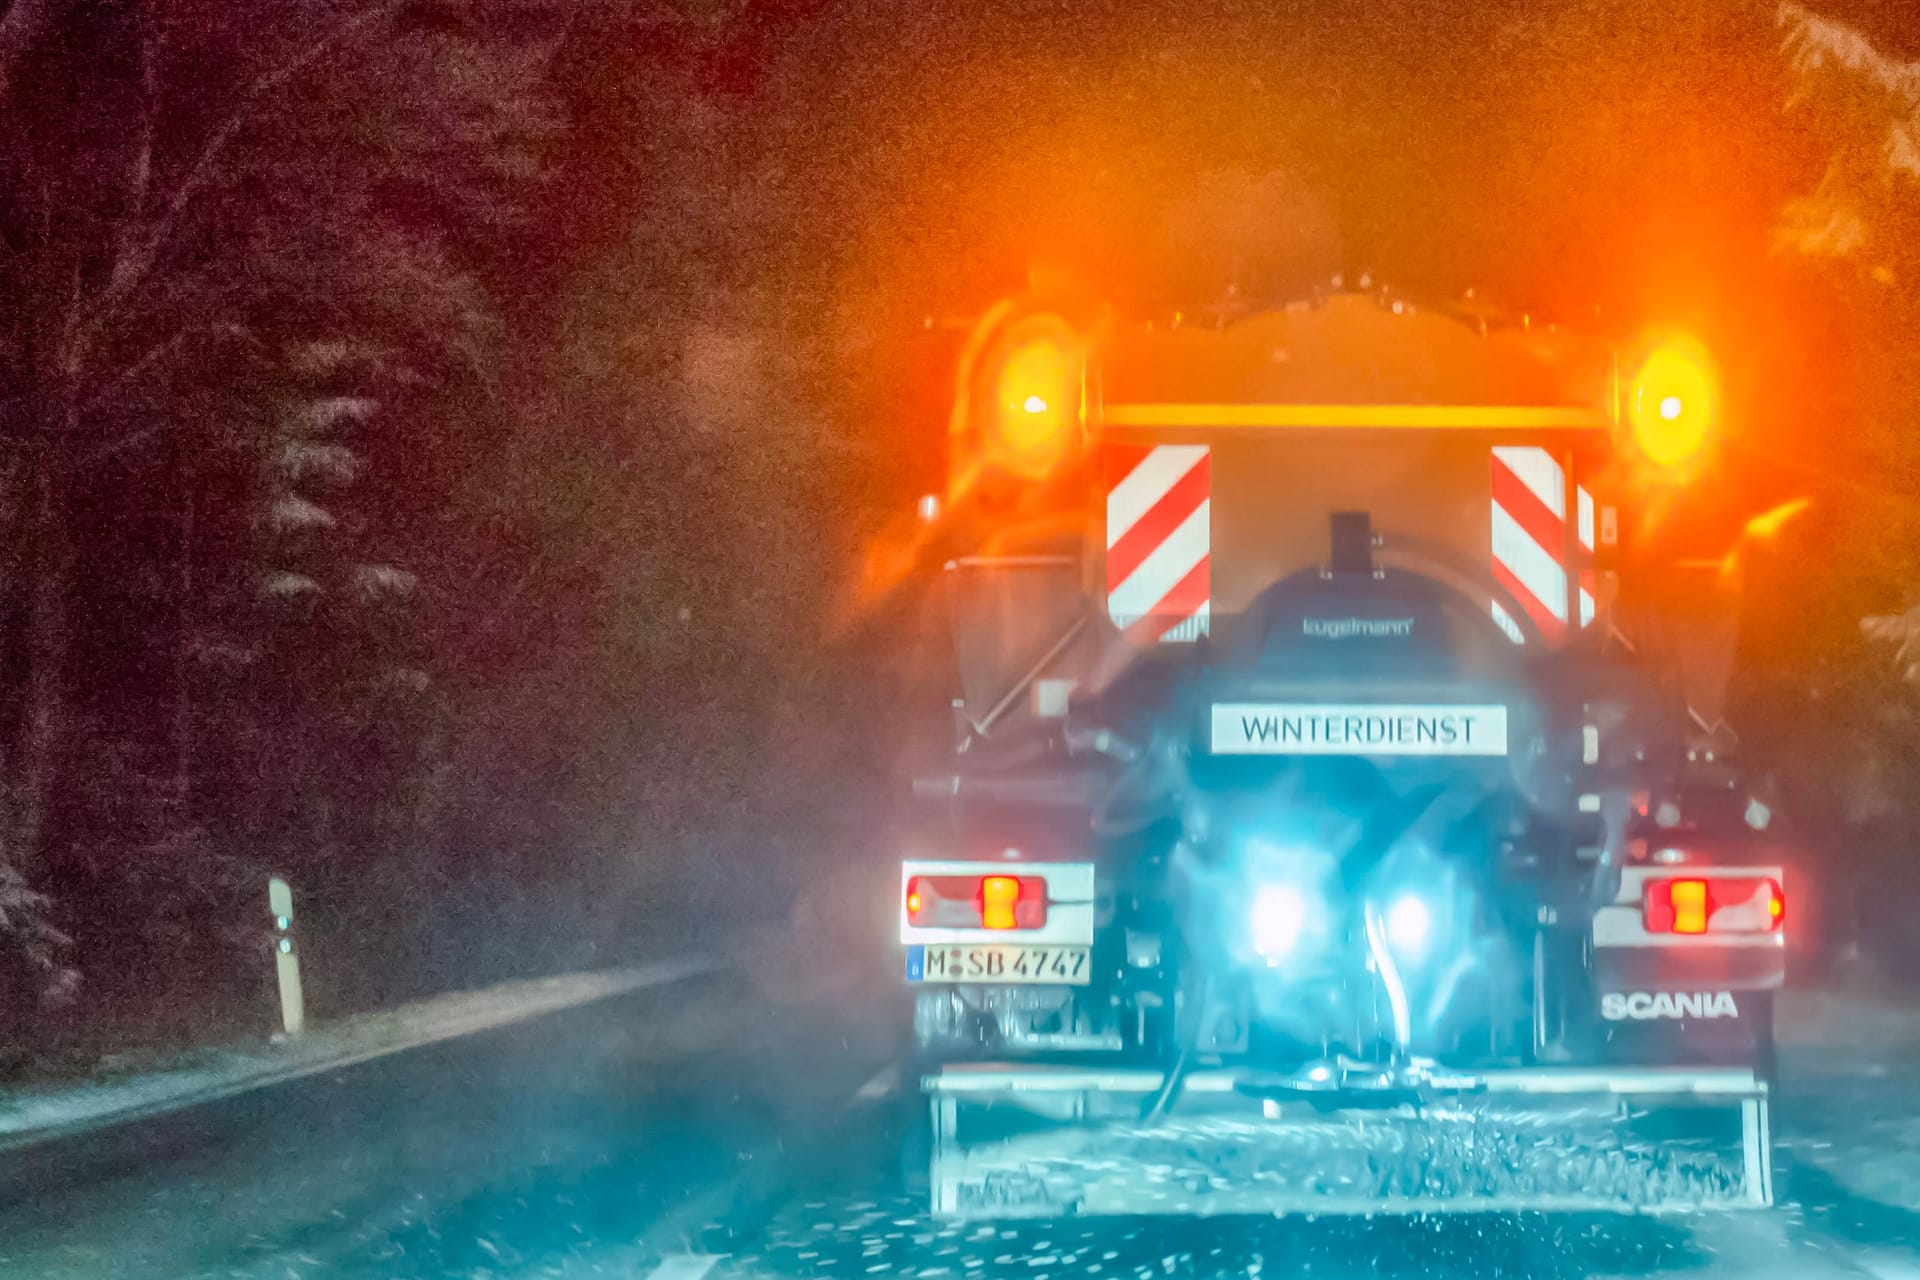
[
  {"left": 1776, "top": 5, "right": 1920, "bottom": 277},
  {"left": 1863, "top": 608, "right": 1920, "bottom": 687},
  {"left": 1781, "top": 3, "right": 1920, "bottom": 107},
  {"left": 74, "top": 0, "right": 413, "bottom": 366}
]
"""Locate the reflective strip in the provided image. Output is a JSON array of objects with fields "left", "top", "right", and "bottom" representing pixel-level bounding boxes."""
[
  {"left": 1158, "top": 600, "right": 1210, "bottom": 643},
  {"left": 1491, "top": 498, "right": 1569, "bottom": 623},
  {"left": 1106, "top": 446, "right": 1210, "bottom": 642},
  {"left": 1106, "top": 500, "right": 1209, "bottom": 624},
  {"left": 1106, "top": 444, "right": 1207, "bottom": 541},
  {"left": 1490, "top": 446, "right": 1599, "bottom": 638},
  {"left": 1490, "top": 599, "right": 1527, "bottom": 645},
  {"left": 1492, "top": 557, "right": 1562, "bottom": 644},
  {"left": 1577, "top": 486, "right": 1597, "bottom": 623},
  {"left": 1123, "top": 555, "right": 1210, "bottom": 645},
  {"left": 1493, "top": 445, "right": 1566, "bottom": 517},
  {"left": 1104, "top": 452, "right": 1209, "bottom": 586}
]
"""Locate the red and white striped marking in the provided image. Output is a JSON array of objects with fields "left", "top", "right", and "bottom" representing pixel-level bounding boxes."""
[
  {"left": 1489, "top": 446, "right": 1595, "bottom": 643},
  {"left": 1105, "top": 445, "right": 1210, "bottom": 642}
]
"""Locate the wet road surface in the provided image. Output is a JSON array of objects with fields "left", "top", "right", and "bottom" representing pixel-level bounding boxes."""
[{"left": 1, "top": 958, "right": 1915, "bottom": 1280}]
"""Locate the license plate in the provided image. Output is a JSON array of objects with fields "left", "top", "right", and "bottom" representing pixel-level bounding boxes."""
[{"left": 906, "top": 944, "right": 1090, "bottom": 985}]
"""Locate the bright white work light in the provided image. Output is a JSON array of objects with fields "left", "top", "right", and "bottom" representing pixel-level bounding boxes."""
[
  {"left": 1385, "top": 895, "right": 1431, "bottom": 955},
  {"left": 1250, "top": 884, "right": 1310, "bottom": 964}
]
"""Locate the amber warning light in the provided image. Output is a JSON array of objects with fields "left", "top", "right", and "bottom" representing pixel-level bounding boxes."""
[
  {"left": 1628, "top": 337, "right": 1718, "bottom": 470},
  {"left": 969, "top": 311, "right": 1084, "bottom": 481}
]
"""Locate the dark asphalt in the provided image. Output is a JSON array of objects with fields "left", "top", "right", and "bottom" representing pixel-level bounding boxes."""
[
  {"left": 0, "top": 960, "right": 1914, "bottom": 1280},
  {"left": 0, "top": 969, "right": 894, "bottom": 1279}
]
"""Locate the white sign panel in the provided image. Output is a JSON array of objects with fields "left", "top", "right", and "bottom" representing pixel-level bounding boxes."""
[{"left": 1211, "top": 703, "right": 1509, "bottom": 757}]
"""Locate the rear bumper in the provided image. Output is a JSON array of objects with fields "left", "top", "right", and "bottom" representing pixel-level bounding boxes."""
[
  {"left": 929, "top": 1060, "right": 1771, "bottom": 1097},
  {"left": 923, "top": 1061, "right": 1773, "bottom": 1218},
  {"left": 1593, "top": 945, "right": 1786, "bottom": 992}
]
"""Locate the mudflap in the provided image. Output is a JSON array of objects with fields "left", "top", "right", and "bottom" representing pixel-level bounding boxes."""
[{"left": 924, "top": 1063, "right": 1772, "bottom": 1219}]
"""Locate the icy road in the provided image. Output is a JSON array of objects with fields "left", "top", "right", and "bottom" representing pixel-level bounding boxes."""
[{"left": 2, "top": 941, "right": 1917, "bottom": 1280}]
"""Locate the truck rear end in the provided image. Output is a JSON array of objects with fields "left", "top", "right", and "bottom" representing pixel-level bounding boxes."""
[{"left": 891, "top": 290, "right": 1786, "bottom": 1218}]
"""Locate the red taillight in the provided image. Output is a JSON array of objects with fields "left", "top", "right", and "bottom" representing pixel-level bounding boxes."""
[
  {"left": 1644, "top": 876, "right": 1783, "bottom": 935},
  {"left": 905, "top": 874, "right": 1047, "bottom": 930}
]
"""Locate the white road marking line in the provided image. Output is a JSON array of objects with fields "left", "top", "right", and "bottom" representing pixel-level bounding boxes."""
[
  {"left": 644, "top": 1254, "right": 723, "bottom": 1280},
  {"left": 850, "top": 1064, "right": 899, "bottom": 1104}
]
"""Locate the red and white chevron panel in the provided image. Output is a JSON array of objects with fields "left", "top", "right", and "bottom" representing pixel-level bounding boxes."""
[
  {"left": 1105, "top": 444, "right": 1210, "bottom": 643},
  {"left": 1489, "top": 446, "right": 1595, "bottom": 644}
]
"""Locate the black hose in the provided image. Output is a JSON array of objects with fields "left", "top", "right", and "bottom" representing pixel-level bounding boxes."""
[{"left": 1142, "top": 972, "right": 1211, "bottom": 1123}]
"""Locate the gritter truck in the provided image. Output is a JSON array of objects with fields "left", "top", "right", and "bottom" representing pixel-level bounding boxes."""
[{"left": 889, "top": 285, "right": 1789, "bottom": 1218}]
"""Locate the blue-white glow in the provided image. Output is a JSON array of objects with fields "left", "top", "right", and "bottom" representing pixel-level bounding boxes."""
[
  {"left": 1249, "top": 883, "right": 1309, "bottom": 964},
  {"left": 1385, "top": 894, "right": 1431, "bottom": 954}
]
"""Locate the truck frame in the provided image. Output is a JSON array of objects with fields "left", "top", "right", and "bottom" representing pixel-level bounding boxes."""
[{"left": 891, "top": 287, "right": 1786, "bottom": 1217}]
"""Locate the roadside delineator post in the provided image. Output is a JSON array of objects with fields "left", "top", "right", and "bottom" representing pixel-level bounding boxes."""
[{"left": 268, "top": 876, "right": 305, "bottom": 1037}]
